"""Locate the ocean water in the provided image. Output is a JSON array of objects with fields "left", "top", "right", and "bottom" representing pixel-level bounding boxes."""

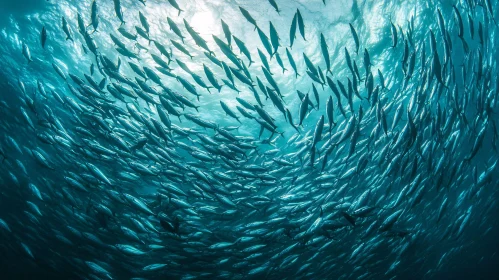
[{"left": 0, "top": 0, "right": 498, "bottom": 279}]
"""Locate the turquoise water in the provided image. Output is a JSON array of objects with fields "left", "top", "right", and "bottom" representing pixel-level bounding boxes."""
[{"left": 0, "top": 0, "right": 498, "bottom": 279}]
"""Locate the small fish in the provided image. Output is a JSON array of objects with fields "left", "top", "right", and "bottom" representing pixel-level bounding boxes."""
[
  {"left": 233, "top": 35, "right": 254, "bottom": 66},
  {"left": 22, "top": 42, "right": 33, "bottom": 63},
  {"left": 89, "top": 0, "right": 99, "bottom": 33},
  {"left": 349, "top": 23, "right": 359, "bottom": 54},
  {"left": 41, "top": 27, "right": 47, "bottom": 49},
  {"left": 390, "top": 21, "right": 397, "bottom": 48},
  {"left": 268, "top": 0, "right": 280, "bottom": 14},
  {"left": 139, "top": 12, "right": 150, "bottom": 34},
  {"left": 320, "top": 33, "right": 331, "bottom": 74},
  {"left": 290, "top": 13, "right": 297, "bottom": 48},
  {"left": 168, "top": 0, "right": 184, "bottom": 16},
  {"left": 113, "top": 0, "right": 125, "bottom": 25},
  {"left": 296, "top": 9, "right": 305, "bottom": 41},
  {"left": 167, "top": 17, "right": 185, "bottom": 43},
  {"left": 239, "top": 7, "right": 258, "bottom": 30},
  {"left": 61, "top": 17, "right": 74, "bottom": 42},
  {"left": 221, "top": 19, "right": 232, "bottom": 47}
]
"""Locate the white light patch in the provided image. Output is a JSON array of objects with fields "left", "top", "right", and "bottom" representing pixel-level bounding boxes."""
[{"left": 190, "top": 10, "right": 217, "bottom": 36}]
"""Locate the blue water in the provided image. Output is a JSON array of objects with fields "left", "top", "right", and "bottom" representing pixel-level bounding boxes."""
[{"left": 1, "top": 0, "right": 499, "bottom": 279}]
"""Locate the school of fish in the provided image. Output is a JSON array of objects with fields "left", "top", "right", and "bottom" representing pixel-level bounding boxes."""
[{"left": 1, "top": 0, "right": 499, "bottom": 279}]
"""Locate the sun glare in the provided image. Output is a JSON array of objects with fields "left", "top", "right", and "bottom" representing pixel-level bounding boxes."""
[{"left": 190, "top": 10, "right": 217, "bottom": 36}]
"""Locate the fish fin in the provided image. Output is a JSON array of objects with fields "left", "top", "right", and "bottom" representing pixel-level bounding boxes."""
[{"left": 258, "top": 126, "right": 264, "bottom": 139}]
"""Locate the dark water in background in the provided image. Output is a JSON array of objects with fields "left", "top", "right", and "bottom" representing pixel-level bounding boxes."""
[{"left": 0, "top": 0, "right": 499, "bottom": 279}]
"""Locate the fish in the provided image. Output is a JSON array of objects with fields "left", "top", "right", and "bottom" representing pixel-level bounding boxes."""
[
  {"left": 113, "top": 0, "right": 125, "bottom": 25},
  {"left": 296, "top": 9, "right": 305, "bottom": 41},
  {"left": 286, "top": 48, "right": 299, "bottom": 77},
  {"left": 167, "top": 0, "right": 184, "bottom": 15},
  {"left": 52, "top": 62, "right": 67, "bottom": 80},
  {"left": 153, "top": 41, "right": 172, "bottom": 62},
  {"left": 118, "top": 27, "right": 137, "bottom": 41},
  {"left": 390, "top": 21, "right": 398, "bottom": 48},
  {"left": 290, "top": 13, "right": 297, "bottom": 48},
  {"left": 257, "top": 27, "right": 274, "bottom": 58},
  {"left": 40, "top": 26, "right": 47, "bottom": 49},
  {"left": 239, "top": 7, "right": 258, "bottom": 30},
  {"left": 349, "top": 23, "right": 360, "bottom": 54},
  {"left": 269, "top": 21, "right": 280, "bottom": 55},
  {"left": 203, "top": 64, "right": 223, "bottom": 92},
  {"left": 220, "top": 100, "right": 241, "bottom": 123},
  {"left": 171, "top": 39, "right": 193, "bottom": 59},
  {"left": 221, "top": 19, "right": 232, "bottom": 47},
  {"left": 77, "top": 12, "right": 86, "bottom": 35},
  {"left": 1, "top": 2, "right": 498, "bottom": 280},
  {"left": 135, "top": 26, "right": 152, "bottom": 44},
  {"left": 320, "top": 33, "right": 331, "bottom": 74},
  {"left": 268, "top": 0, "right": 280, "bottom": 14},
  {"left": 89, "top": 0, "right": 99, "bottom": 33},
  {"left": 22, "top": 42, "right": 33, "bottom": 63},
  {"left": 139, "top": 12, "right": 150, "bottom": 34},
  {"left": 312, "top": 115, "right": 324, "bottom": 147},
  {"left": 183, "top": 19, "right": 214, "bottom": 56},
  {"left": 61, "top": 17, "right": 74, "bottom": 42},
  {"left": 258, "top": 49, "right": 271, "bottom": 73}
]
